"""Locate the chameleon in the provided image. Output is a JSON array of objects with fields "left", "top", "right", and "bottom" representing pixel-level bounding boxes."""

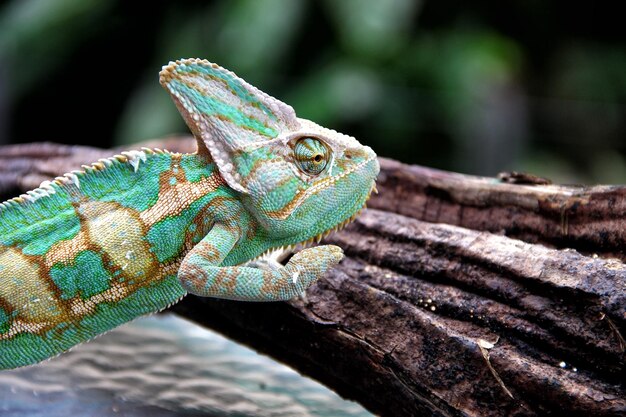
[{"left": 0, "top": 59, "right": 379, "bottom": 370}]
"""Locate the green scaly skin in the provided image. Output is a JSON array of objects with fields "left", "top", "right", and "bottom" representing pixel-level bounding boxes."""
[{"left": 0, "top": 59, "right": 379, "bottom": 369}]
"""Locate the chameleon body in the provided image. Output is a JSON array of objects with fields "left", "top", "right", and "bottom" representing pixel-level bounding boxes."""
[{"left": 0, "top": 59, "right": 379, "bottom": 369}]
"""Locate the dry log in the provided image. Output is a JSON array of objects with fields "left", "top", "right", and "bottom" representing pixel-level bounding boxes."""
[
  {"left": 371, "top": 159, "right": 626, "bottom": 261},
  {"left": 1, "top": 140, "right": 624, "bottom": 417}
]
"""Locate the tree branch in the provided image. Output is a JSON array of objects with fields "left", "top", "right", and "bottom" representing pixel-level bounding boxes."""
[{"left": 372, "top": 159, "right": 626, "bottom": 261}]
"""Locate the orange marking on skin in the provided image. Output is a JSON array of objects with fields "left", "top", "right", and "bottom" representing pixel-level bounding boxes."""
[
  {"left": 139, "top": 170, "right": 225, "bottom": 227},
  {"left": 64, "top": 281, "right": 131, "bottom": 316},
  {"left": 211, "top": 268, "right": 238, "bottom": 295},
  {"left": 0, "top": 296, "right": 13, "bottom": 318},
  {"left": 0, "top": 261, "right": 179, "bottom": 340},
  {"left": 179, "top": 263, "right": 209, "bottom": 294},
  {"left": 260, "top": 269, "right": 283, "bottom": 295},
  {"left": 0, "top": 247, "right": 65, "bottom": 325},
  {"left": 44, "top": 228, "right": 91, "bottom": 269},
  {"left": 193, "top": 240, "right": 222, "bottom": 264},
  {"left": 0, "top": 319, "right": 51, "bottom": 340},
  {"left": 265, "top": 175, "right": 336, "bottom": 220},
  {"left": 79, "top": 200, "right": 157, "bottom": 285}
]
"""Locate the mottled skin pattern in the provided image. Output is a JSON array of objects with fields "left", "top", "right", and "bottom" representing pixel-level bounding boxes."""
[{"left": 0, "top": 59, "right": 379, "bottom": 370}]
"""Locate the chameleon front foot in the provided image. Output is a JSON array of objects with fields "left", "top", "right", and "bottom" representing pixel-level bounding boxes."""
[{"left": 179, "top": 245, "right": 343, "bottom": 302}]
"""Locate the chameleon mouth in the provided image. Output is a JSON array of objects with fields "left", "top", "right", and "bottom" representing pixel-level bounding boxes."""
[{"left": 265, "top": 155, "right": 378, "bottom": 220}]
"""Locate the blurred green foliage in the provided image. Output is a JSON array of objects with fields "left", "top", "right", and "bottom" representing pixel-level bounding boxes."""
[{"left": 0, "top": 0, "right": 624, "bottom": 183}]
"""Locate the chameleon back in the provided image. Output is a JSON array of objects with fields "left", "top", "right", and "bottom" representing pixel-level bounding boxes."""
[{"left": 0, "top": 151, "right": 225, "bottom": 369}]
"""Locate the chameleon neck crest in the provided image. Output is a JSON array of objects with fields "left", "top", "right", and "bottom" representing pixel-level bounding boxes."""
[
  {"left": 0, "top": 58, "right": 378, "bottom": 370},
  {"left": 159, "top": 58, "right": 300, "bottom": 194}
]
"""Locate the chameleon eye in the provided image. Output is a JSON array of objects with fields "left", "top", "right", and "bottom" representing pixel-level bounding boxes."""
[{"left": 294, "top": 137, "right": 330, "bottom": 176}]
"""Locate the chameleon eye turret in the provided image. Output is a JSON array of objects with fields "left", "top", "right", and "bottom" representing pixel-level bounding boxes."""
[
  {"left": 294, "top": 137, "right": 330, "bottom": 176},
  {"left": 0, "top": 58, "right": 378, "bottom": 370}
]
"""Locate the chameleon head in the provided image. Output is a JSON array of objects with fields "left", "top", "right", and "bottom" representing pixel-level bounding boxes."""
[
  {"left": 239, "top": 118, "right": 379, "bottom": 241},
  {"left": 160, "top": 58, "right": 378, "bottom": 244}
]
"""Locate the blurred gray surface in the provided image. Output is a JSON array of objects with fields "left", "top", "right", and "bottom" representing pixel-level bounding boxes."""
[{"left": 0, "top": 314, "right": 370, "bottom": 417}]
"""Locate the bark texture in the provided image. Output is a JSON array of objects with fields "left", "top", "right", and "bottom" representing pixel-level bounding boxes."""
[{"left": 1, "top": 139, "right": 624, "bottom": 417}]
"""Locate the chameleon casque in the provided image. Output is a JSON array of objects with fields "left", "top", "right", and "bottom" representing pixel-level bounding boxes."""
[{"left": 0, "top": 59, "right": 379, "bottom": 369}]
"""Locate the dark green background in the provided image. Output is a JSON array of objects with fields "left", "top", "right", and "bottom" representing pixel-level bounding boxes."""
[{"left": 0, "top": 0, "right": 624, "bottom": 183}]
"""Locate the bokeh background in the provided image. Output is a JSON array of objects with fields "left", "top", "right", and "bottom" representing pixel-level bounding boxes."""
[{"left": 0, "top": 0, "right": 624, "bottom": 184}]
